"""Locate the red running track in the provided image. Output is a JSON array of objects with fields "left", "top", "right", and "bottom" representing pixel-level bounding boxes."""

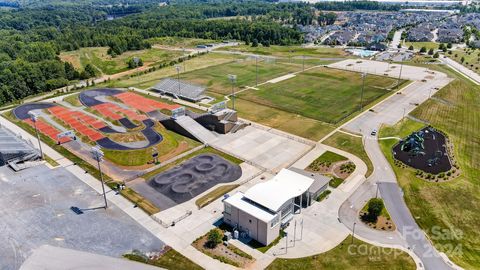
[
  {"left": 48, "top": 106, "right": 106, "bottom": 142},
  {"left": 114, "top": 92, "right": 180, "bottom": 113}
]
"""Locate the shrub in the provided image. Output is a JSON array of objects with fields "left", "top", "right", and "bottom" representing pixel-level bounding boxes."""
[
  {"left": 206, "top": 229, "right": 223, "bottom": 248},
  {"left": 362, "top": 198, "right": 384, "bottom": 222}
]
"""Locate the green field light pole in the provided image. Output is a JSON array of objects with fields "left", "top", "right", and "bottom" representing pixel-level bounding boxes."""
[
  {"left": 228, "top": 74, "right": 237, "bottom": 110},
  {"left": 182, "top": 48, "right": 186, "bottom": 72},
  {"left": 360, "top": 73, "right": 366, "bottom": 111},
  {"left": 28, "top": 111, "right": 44, "bottom": 160},
  {"left": 255, "top": 56, "right": 259, "bottom": 87},
  {"left": 302, "top": 55, "right": 305, "bottom": 71},
  {"left": 397, "top": 62, "right": 403, "bottom": 89},
  {"left": 175, "top": 64, "right": 181, "bottom": 94},
  {"left": 91, "top": 146, "right": 108, "bottom": 209}
]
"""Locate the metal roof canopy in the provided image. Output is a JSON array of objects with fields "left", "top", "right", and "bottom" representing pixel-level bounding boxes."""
[
  {"left": 244, "top": 169, "right": 314, "bottom": 212},
  {"left": 151, "top": 78, "right": 206, "bottom": 101}
]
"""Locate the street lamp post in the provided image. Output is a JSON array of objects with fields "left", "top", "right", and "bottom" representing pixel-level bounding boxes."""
[
  {"left": 351, "top": 222, "right": 357, "bottom": 244},
  {"left": 360, "top": 73, "right": 367, "bottom": 111},
  {"left": 28, "top": 112, "right": 44, "bottom": 160},
  {"left": 255, "top": 56, "right": 259, "bottom": 87},
  {"left": 397, "top": 62, "right": 403, "bottom": 89},
  {"left": 228, "top": 74, "right": 237, "bottom": 110},
  {"left": 182, "top": 48, "right": 186, "bottom": 72},
  {"left": 91, "top": 146, "right": 108, "bottom": 209}
]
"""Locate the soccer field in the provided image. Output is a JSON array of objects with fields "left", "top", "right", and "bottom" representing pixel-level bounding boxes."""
[
  {"left": 238, "top": 66, "right": 400, "bottom": 124},
  {"left": 178, "top": 57, "right": 332, "bottom": 95}
]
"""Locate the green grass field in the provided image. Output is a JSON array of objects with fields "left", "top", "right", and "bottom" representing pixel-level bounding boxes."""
[
  {"left": 221, "top": 44, "right": 348, "bottom": 58},
  {"left": 448, "top": 48, "right": 480, "bottom": 75},
  {"left": 404, "top": 41, "right": 439, "bottom": 51},
  {"left": 106, "top": 52, "right": 241, "bottom": 89},
  {"left": 378, "top": 63, "right": 480, "bottom": 269},
  {"left": 323, "top": 132, "right": 373, "bottom": 177},
  {"left": 228, "top": 97, "right": 335, "bottom": 140},
  {"left": 148, "top": 36, "right": 217, "bottom": 48},
  {"left": 266, "top": 237, "right": 415, "bottom": 270},
  {"left": 124, "top": 248, "right": 203, "bottom": 270},
  {"left": 180, "top": 58, "right": 311, "bottom": 96},
  {"left": 60, "top": 47, "right": 182, "bottom": 75},
  {"left": 239, "top": 66, "right": 399, "bottom": 124},
  {"left": 103, "top": 124, "right": 200, "bottom": 167}
]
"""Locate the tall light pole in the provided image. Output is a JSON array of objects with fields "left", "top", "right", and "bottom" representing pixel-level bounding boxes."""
[
  {"left": 302, "top": 54, "right": 305, "bottom": 71},
  {"left": 360, "top": 73, "right": 366, "bottom": 111},
  {"left": 182, "top": 48, "right": 186, "bottom": 72},
  {"left": 228, "top": 74, "right": 237, "bottom": 110},
  {"left": 397, "top": 62, "right": 403, "bottom": 89},
  {"left": 175, "top": 64, "right": 182, "bottom": 94},
  {"left": 255, "top": 56, "right": 259, "bottom": 87},
  {"left": 91, "top": 146, "right": 108, "bottom": 209},
  {"left": 351, "top": 222, "right": 357, "bottom": 244},
  {"left": 28, "top": 111, "right": 44, "bottom": 160}
]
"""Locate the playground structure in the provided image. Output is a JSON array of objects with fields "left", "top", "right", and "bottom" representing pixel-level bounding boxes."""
[{"left": 393, "top": 127, "right": 452, "bottom": 174}]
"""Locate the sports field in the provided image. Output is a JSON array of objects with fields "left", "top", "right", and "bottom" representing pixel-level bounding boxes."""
[
  {"left": 107, "top": 52, "right": 243, "bottom": 89},
  {"left": 221, "top": 44, "right": 348, "bottom": 58},
  {"left": 60, "top": 47, "right": 182, "bottom": 75},
  {"left": 239, "top": 67, "right": 400, "bottom": 124},
  {"left": 379, "top": 63, "right": 480, "bottom": 269},
  {"left": 179, "top": 57, "right": 330, "bottom": 96}
]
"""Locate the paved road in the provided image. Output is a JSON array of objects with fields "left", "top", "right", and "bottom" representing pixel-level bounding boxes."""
[
  {"left": 440, "top": 55, "right": 480, "bottom": 85},
  {"left": 334, "top": 60, "right": 455, "bottom": 270},
  {"left": 390, "top": 29, "right": 404, "bottom": 49}
]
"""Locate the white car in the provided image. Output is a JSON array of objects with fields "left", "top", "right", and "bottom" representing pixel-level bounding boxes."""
[{"left": 371, "top": 129, "right": 377, "bottom": 136}]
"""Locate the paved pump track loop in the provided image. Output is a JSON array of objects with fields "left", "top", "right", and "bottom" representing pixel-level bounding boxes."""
[
  {"left": 13, "top": 103, "right": 56, "bottom": 120},
  {"left": 148, "top": 154, "right": 242, "bottom": 204}
]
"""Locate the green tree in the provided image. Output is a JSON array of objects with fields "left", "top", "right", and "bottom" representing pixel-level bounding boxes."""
[
  {"left": 420, "top": 46, "right": 427, "bottom": 53},
  {"left": 447, "top": 42, "right": 453, "bottom": 49},
  {"left": 366, "top": 198, "right": 384, "bottom": 222},
  {"left": 408, "top": 45, "right": 414, "bottom": 51},
  {"left": 251, "top": 39, "right": 259, "bottom": 47},
  {"left": 433, "top": 52, "right": 440, "bottom": 58},
  {"left": 461, "top": 56, "right": 465, "bottom": 63},
  {"left": 428, "top": 48, "right": 434, "bottom": 55},
  {"left": 206, "top": 229, "right": 223, "bottom": 248}
]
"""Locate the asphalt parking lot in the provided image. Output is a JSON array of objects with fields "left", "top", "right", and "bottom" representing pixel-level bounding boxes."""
[{"left": 0, "top": 164, "right": 163, "bottom": 270}]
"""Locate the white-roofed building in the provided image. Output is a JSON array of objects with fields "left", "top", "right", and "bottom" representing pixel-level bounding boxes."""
[{"left": 223, "top": 168, "right": 329, "bottom": 245}]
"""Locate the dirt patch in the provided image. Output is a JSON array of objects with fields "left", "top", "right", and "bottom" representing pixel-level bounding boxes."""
[
  {"left": 332, "top": 161, "right": 355, "bottom": 179},
  {"left": 309, "top": 160, "right": 354, "bottom": 180},
  {"left": 360, "top": 211, "right": 396, "bottom": 232},
  {"left": 192, "top": 235, "right": 254, "bottom": 268}
]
